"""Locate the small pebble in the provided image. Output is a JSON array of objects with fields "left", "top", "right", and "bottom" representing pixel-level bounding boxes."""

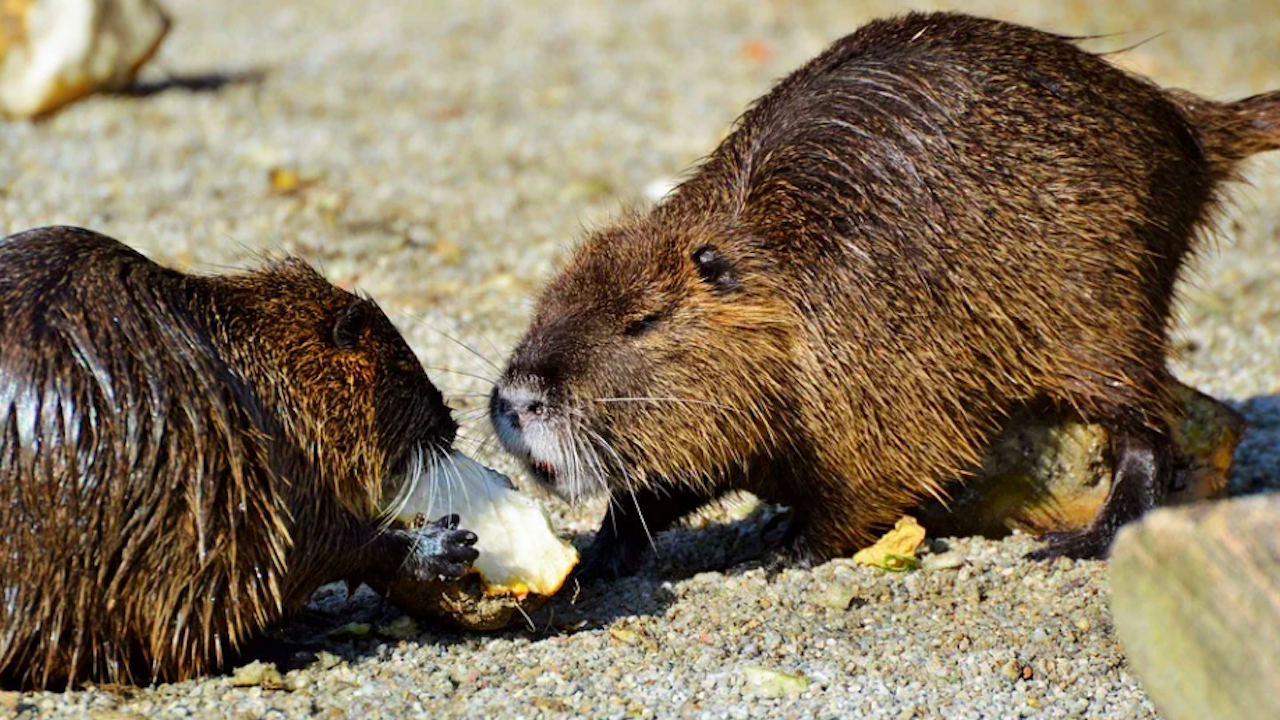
[
  {"left": 742, "top": 667, "right": 812, "bottom": 698},
  {"left": 814, "top": 584, "right": 861, "bottom": 610},
  {"left": 922, "top": 552, "right": 966, "bottom": 571},
  {"left": 229, "top": 661, "right": 284, "bottom": 689}
]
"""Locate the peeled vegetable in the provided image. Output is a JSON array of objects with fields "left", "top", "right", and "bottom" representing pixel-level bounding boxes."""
[{"left": 379, "top": 451, "right": 578, "bottom": 629}]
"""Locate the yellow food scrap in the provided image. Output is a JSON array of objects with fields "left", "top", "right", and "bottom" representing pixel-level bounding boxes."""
[
  {"left": 853, "top": 516, "right": 926, "bottom": 571},
  {"left": 268, "top": 167, "right": 304, "bottom": 194},
  {"left": 608, "top": 628, "right": 639, "bottom": 645}
]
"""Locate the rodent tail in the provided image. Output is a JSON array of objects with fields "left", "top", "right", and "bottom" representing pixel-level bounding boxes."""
[{"left": 1185, "top": 89, "right": 1280, "bottom": 165}]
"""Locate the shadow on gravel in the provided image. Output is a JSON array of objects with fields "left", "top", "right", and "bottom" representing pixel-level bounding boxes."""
[
  {"left": 227, "top": 393, "right": 1280, "bottom": 675},
  {"left": 115, "top": 69, "right": 268, "bottom": 98},
  {"left": 228, "top": 584, "right": 478, "bottom": 675},
  {"left": 1225, "top": 392, "right": 1280, "bottom": 496},
  {"left": 228, "top": 504, "right": 787, "bottom": 675}
]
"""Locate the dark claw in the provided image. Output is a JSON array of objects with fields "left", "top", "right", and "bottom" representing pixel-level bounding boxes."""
[
  {"left": 1025, "top": 528, "right": 1112, "bottom": 561},
  {"left": 433, "top": 513, "right": 462, "bottom": 531},
  {"left": 436, "top": 528, "right": 480, "bottom": 571}
]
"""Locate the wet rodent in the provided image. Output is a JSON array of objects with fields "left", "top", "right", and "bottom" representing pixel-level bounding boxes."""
[
  {"left": 491, "top": 11, "right": 1280, "bottom": 578},
  {"left": 0, "top": 226, "right": 478, "bottom": 689}
]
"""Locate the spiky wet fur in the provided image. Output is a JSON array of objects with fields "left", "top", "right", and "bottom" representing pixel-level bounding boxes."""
[
  {"left": 496, "top": 12, "right": 1280, "bottom": 573},
  {"left": 0, "top": 227, "right": 467, "bottom": 689}
]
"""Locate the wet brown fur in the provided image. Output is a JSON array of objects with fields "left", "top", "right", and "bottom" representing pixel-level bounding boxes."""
[
  {"left": 0, "top": 227, "right": 470, "bottom": 689},
  {"left": 494, "top": 12, "right": 1280, "bottom": 575}
]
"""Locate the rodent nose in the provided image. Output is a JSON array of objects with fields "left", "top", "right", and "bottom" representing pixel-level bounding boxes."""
[
  {"left": 490, "top": 385, "right": 549, "bottom": 434},
  {"left": 491, "top": 390, "right": 521, "bottom": 432}
]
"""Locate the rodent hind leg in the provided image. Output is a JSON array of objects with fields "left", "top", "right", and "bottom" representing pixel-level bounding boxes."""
[
  {"left": 1027, "top": 327, "right": 1177, "bottom": 560},
  {"left": 766, "top": 499, "right": 875, "bottom": 570},
  {"left": 1028, "top": 416, "right": 1172, "bottom": 560},
  {"left": 575, "top": 484, "right": 717, "bottom": 581}
]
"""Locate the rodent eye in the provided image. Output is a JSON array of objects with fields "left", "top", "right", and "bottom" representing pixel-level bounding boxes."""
[
  {"left": 692, "top": 245, "right": 741, "bottom": 293},
  {"left": 624, "top": 311, "right": 663, "bottom": 337}
]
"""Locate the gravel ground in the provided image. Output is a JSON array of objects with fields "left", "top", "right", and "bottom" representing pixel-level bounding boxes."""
[{"left": 2, "top": 1, "right": 1278, "bottom": 718}]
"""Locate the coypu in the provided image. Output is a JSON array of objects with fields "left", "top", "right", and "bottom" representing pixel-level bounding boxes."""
[
  {"left": 490, "top": 11, "right": 1280, "bottom": 578},
  {"left": 0, "top": 226, "right": 479, "bottom": 689}
]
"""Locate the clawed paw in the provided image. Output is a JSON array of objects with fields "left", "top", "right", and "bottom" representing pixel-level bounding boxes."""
[
  {"left": 401, "top": 514, "right": 480, "bottom": 581},
  {"left": 760, "top": 534, "right": 817, "bottom": 578},
  {"left": 1025, "top": 528, "right": 1112, "bottom": 561}
]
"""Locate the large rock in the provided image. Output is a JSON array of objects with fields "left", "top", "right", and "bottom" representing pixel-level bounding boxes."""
[
  {"left": 0, "top": 0, "right": 170, "bottom": 119},
  {"left": 1109, "top": 493, "right": 1280, "bottom": 720},
  {"left": 917, "top": 382, "right": 1245, "bottom": 536}
]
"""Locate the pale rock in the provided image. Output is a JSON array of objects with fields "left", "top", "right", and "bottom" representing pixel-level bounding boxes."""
[{"left": 0, "top": 0, "right": 170, "bottom": 119}]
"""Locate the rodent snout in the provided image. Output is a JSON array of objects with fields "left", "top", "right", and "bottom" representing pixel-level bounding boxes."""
[{"left": 489, "top": 383, "right": 549, "bottom": 448}]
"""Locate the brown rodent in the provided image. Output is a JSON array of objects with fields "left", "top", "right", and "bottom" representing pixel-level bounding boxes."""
[
  {"left": 0, "top": 226, "right": 479, "bottom": 689},
  {"left": 490, "top": 11, "right": 1280, "bottom": 579}
]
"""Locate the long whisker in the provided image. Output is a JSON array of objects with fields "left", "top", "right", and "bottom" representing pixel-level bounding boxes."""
[
  {"left": 444, "top": 449, "right": 486, "bottom": 517},
  {"left": 377, "top": 444, "right": 421, "bottom": 529},
  {"left": 468, "top": 433, "right": 501, "bottom": 458},
  {"left": 395, "top": 448, "right": 441, "bottom": 576},
  {"left": 426, "top": 449, "right": 441, "bottom": 523},
  {"left": 398, "top": 310, "right": 502, "bottom": 373},
  {"left": 424, "top": 366, "right": 498, "bottom": 385},
  {"left": 563, "top": 428, "right": 581, "bottom": 505},
  {"left": 583, "top": 427, "right": 654, "bottom": 550},
  {"left": 575, "top": 431, "right": 604, "bottom": 499},
  {"left": 592, "top": 396, "right": 743, "bottom": 413},
  {"left": 557, "top": 425, "right": 583, "bottom": 505},
  {"left": 581, "top": 429, "right": 623, "bottom": 537},
  {"left": 407, "top": 305, "right": 508, "bottom": 369}
]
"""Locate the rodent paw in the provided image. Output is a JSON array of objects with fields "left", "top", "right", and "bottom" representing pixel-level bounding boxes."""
[
  {"left": 399, "top": 516, "right": 480, "bottom": 581},
  {"left": 760, "top": 534, "right": 818, "bottom": 577},
  {"left": 1025, "top": 528, "right": 1111, "bottom": 561}
]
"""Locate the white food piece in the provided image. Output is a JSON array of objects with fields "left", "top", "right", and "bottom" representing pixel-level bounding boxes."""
[
  {"left": 386, "top": 451, "right": 578, "bottom": 598},
  {"left": 0, "top": 0, "right": 171, "bottom": 119}
]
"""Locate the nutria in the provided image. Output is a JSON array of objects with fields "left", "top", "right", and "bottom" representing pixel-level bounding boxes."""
[
  {"left": 490, "top": 11, "right": 1280, "bottom": 578},
  {"left": 0, "top": 226, "right": 479, "bottom": 689}
]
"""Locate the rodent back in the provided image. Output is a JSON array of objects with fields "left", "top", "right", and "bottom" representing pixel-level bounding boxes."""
[
  {"left": 650, "top": 12, "right": 1223, "bottom": 408},
  {"left": 0, "top": 227, "right": 288, "bottom": 688}
]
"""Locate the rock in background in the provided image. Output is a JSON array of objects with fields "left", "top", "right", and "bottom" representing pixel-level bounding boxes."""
[
  {"left": 1109, "top": 493, "right": 1280, "bottom": 720},
  {"left": 0, "top": 0, "right": 170, "bottom": 119}
]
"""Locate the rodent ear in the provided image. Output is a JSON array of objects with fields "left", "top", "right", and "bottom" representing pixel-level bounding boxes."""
[
  {"left": 333, "top": 299, "right": 374, "bottom": 349},
  {"left": 692, "top": 245, "right": 742, "bottom": 293}
]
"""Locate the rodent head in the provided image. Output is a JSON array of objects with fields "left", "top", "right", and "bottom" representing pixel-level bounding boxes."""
[
  {"left": 208, "top": 258, "right": 457, "bottom": 517},
  {"left": 491, "top": 215, "right": 799, "bottom": 502}
]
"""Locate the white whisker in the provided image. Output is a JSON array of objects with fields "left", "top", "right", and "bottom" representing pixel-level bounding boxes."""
[
  {"left": 584, "top": 428, "right": 654, "bottom": 551},
  {"left": 443, "top": 449, "right": 472, "bottom": 512},
  {"left": 397, "top": 310, "right": 502, "bottom": 373},
  {"left": 424, "top": 366, "right": 498, "bottom": 385},
  {"left": 426, "top": 449, "right": 441, "bottom": 522},
  {"left": 592, "top": 396, "right": 742, "bottom": 413}
]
